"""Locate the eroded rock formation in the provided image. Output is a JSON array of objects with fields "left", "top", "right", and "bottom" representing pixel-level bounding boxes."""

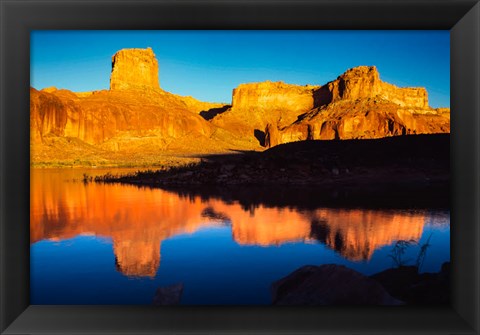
[
  {"left": 324, "top": 66, "right": 428, "bottom": 108},
  {"left": 262, "top": 66, "right": 449, "bottom": 147},
  {"left": 30, "top": 87, "right": 213, "bottom": 146},
  {"left": 30, "top": 49, "right": 450, "bottom": 165},
  {"left": 275, "top": 98, "right": 450, "bottom": 143},
  {"left": 212, "top": 81, "right": 318, "bottom": 138},
  {"left": 110, "top": 47, "right": 160, "bottom": 91},
  {"left": 30, "top": 48, "right": 258, "bottom": 166}
]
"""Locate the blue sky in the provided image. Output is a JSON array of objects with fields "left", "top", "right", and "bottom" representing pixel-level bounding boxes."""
[{"left": 31, "top": 30, "right": 450, "bottom": 107}]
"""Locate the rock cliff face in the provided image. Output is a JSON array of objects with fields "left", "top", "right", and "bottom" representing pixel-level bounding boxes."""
[
  {"left": 30, "top": 49, "right": 450, "bottom": 166},
  {"left": 323, "top": 66, "right": 428, "bottom": 108},
  {"left": 30, "top": 48, "right": 243, "bottom": 165},
  {"left": 232, "top": 81, "right": 317, "bottom": 114},
  {"left": 262, "top": 66, "right": 449, "bottom": 147},
  {"left": 31, "top": 48, "right": 258, "bottom": 166},
  {"left": 110, "top": 48, "right": 160, "bottom": 91},
  {"left": 211, "top": 66, "right": 447, "bottom": 147},
  {"left": 275, "top": 98, "right": 450, "bottom": 143},
  {"left": 30, "top": 87, "right": 213, "bottom": 146},
  {"left": 212, "top": 82, "right": 318, "bottom": 137}
]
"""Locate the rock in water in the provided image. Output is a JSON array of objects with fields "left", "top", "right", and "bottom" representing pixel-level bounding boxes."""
[
  {"left": 371, "top": 262, "right": 450, "bottom": 304},
  {"left": 271, "top": 264, "right": 403, "bottom": 305},
  {"left": 110, "top": 47, "right": 160, "bottom": 91},
  {"left": 153, "top": 283, "right": 184, "bottom": 306}
]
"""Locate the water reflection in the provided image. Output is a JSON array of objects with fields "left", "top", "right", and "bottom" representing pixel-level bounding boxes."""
[
  {"left": 31, "top": 169, "right": 448, "bottom": 278},
  {"left": 308, "top": 210, "right": 425, "bottom": 261}
]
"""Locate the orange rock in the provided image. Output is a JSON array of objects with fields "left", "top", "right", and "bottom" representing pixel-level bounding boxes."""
[
  {"left": 325, "top": 66, "right": 428, "bottom": 108},
  {"left": 30, "top": 87, "right": 213, "bottom": 146},
  {"left": 212, "top": 81, "right": 318, "bottom": 138},
  {"left": 176, "top": 94, "right": 228, "bottom": 114},
  {"left": 263, "top": 66, "right": 449, "bottom": 147},
  {"left": 110, "top": 47, "right": 160, "bottom": 91},
  {"left": 274, "top": 98, "right": 450, "bottom": 144},
  {"left": 30, "top": 51, "right": 450, "bottom": 165}
]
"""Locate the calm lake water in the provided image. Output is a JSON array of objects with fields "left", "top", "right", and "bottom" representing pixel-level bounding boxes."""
[{"left": 30, "top": 168, "right": 450, "bottom": 305}]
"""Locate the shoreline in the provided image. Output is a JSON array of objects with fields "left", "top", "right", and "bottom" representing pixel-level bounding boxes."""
[{"left": 86, "top": 134, "right": 449, "bottom": 209}]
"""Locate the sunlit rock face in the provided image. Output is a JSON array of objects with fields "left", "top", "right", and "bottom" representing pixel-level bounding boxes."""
[
  {"left": 212, "top": 66, "right": 448, "bottom": 147},
  {"left": 30, "top": 48, "right": 215, "bottom": 154},
  {"left": 30, "top": 48, "right": 253, "bottom": 165},
  {"left": 232, "top": 81, "right": 317, "bottom": 127},
  {"left": 276, "top": 99, "right": 450, "bottom": 143},
  {"left": 30, "top": 87, "right": 213, "bottom": 146},
  {"left": 264, "top": 66, "right": 449, "bottom": 147},
  {"left": 110, "top": 47, "right": 160, "bottom": 91},
  {"left": 325, "top": 66, "right": 428, "bottom": 108},
  {"left": 30, "top": 50, "right": 450, "bottom": 165},
  {"left": 211, "top": 81, "right": 318, "bottom": 139},
  {"left": 30, "top": 88, "right": 78, "bottom": 144}
]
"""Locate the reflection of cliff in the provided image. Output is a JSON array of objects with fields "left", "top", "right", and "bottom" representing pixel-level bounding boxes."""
[
  {"left": 113, "top": 239, "right": 161, "bottom": 278},
  {"left": 31, "top": 170, "right": 448, "bottom": 277},
  {"left": 30, "top": 169, "right": 216, "bottom": 278},
  {"left": 227, "top": 206, "right": 426, "bottom": 260},
  {"left": 309, "top": 210, "right": 425, "bottom": 261}
]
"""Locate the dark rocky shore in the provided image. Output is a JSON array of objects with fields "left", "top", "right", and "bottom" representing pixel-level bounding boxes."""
[
  {"left": 271, "top": 263, "right": 450, "bottom": 305},
  {"left": 94, "top": 134, "right": 449, "bottom": 208}
]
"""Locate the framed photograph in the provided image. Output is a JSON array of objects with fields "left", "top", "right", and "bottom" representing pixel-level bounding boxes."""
[{"left": 1, "top": 0, "right": 479, "bottom": 334}]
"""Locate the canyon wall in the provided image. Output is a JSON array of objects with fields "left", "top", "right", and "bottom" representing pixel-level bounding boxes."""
[
  {"left": 271, "top": 99, "right": 450, "bottom": 144},
  {"left": 263, "top": 66, "right": 449, "bottom": 147},
  {"left": 30, "top": 48, "right": 217, "bottom": 155},
  {"left": 30, "top": 47, "right": 450, "bottom": 164},
  {"left": 231, "top": 81, "right": 317, "bottom": 117},
  {"left": 212, "top": 82, "right": 318, "bottom": 136},
  {"left": 216, "top": 66, "right": 445, "bottom": 147},
  {"left": 30, "top": 87, "right": 213, "bottom": 146}
]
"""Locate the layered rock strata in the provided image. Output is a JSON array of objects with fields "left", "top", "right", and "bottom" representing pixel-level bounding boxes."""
[
  {"left": 30, "top": 48, "right": 450, "bottom": 165},
  {"left": 110, "top": 47, "right": 160, "bottom": 91},
  {"left": 262, "top": 66, "right": 449, "bottom": 147}
]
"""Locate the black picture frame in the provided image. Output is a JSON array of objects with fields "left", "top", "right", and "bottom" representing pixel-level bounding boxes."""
[{"left": 1, "top": 0, "right": 479, "bottom": 334}]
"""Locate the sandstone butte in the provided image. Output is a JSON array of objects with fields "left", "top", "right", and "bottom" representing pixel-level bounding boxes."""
[{"left": 30, "top": 47, "right": 450, "bottom": 167}]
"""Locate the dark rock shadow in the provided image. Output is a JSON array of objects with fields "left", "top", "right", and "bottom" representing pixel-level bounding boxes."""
[
  {"left": 199, "top": 105, "right": 231, "bottom": 120},
  {"left": 97, "top": 134, "right": 450, "bottom": 210},
  {"left": 313, "top": 85, "right": 333, "bottom": 108},
  {"left": 254, "top": 129, "right": 266, "bottom": 147}
]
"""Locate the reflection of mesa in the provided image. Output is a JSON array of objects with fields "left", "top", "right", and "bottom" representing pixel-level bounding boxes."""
[
  {"left": 30, "top": 48, "right": 449, "bottom": 166},
  {"left": 30, "top": 176, "right": 447, "bottom": 277}
]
